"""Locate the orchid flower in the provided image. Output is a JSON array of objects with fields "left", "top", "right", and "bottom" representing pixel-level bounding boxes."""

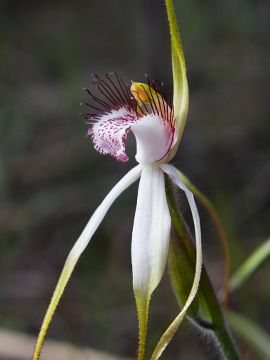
[{"left": 32, "top": 1, "right": 202, "bottom": 359}]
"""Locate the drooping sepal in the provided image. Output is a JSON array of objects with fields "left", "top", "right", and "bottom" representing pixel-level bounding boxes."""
[
  {"left": 32, "top": 165, "right": 142, "bottom": 360},
  {"left": 165, "top": 176, "right": 208, "bottom": 320},
  {"left": 150, "top": 170, "right": 240, "bottom": 360},
  {"left": 149, "top": 164, "right": 202, "bottom": 360},
  {"left": 175, "top": 169, "right": 230, "bottom": 305}
]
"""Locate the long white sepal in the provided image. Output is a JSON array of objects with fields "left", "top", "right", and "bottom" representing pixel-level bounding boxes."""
[
  {"left": 132, "top": 165, "right": 171, "bottom": 360},
  {"left": 151, "top": 164, "right": 202, "bottom": 360},
  {"left": 32, "top": 165, "right": 142, "bottom": 360}
]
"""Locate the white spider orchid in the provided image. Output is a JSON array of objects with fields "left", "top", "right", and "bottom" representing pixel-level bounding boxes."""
[{"left": 33, "top": 1, "right": 202, "bottom": 359}]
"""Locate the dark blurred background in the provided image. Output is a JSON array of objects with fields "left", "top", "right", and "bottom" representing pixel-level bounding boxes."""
[{"left": 0, "top": 0, "right": 269, "bottom": 359}]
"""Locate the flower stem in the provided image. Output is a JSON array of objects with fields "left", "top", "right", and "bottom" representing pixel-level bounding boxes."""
[
  {"left": 214, "top": 327, "right": 241, "bottom": 360},
  {"left": 135, "top": 295, "right": 149, "bottom": 360}
]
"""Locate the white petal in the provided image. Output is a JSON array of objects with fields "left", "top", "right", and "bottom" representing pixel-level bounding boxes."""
[
  {"left": 151, "top": 164, "right": 202, "bottom": 360},
  {"left": 132, "top": 164, "right": 171, "bottom": 297},
  {"left": 32, "top": 165, "right": 142, "bottom": 360},
  {"left": 131, "top": 114, "right": 174, "bottom": 164}
]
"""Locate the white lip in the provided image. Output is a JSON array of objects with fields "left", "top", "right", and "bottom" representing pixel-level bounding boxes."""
[{"left": 131, "top": 113, "right": 174, "bottom": 164}]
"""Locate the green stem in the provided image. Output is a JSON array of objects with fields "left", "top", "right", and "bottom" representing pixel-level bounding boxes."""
[
  {"left": 165, "top": 176, "right": 240, "bottom": 360},
  {"left": 135, "top": 294, "right": 149, "bottom": 360},
  {"left": 214, "top": 327, "right": 241, "bottom": 360}
]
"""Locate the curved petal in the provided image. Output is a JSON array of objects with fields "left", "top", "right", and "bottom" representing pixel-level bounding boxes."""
[
  {"left": 150, "top": 164, "right": 202, "bottom": 360},
  {"left": 32, "top": 165, "right": 142, "bottom": 360},
  {"left": 176, "top": 169, "right": 230, "bottom": 304},
  {"left": 132, "top": 165, "right": 171, "bottom": 359}
]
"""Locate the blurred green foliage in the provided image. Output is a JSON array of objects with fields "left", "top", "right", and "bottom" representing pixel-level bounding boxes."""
[{"left": 0, "top": 0, "right": 269, "bottom": 358}]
